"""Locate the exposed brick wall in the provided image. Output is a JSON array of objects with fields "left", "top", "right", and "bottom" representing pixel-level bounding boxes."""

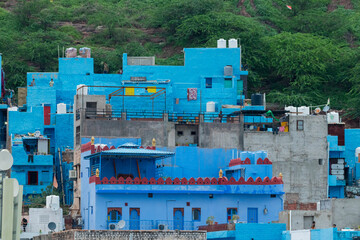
[
  {"left": 34, "top": 230, "right": 207, "bottom": 240},
  {"left": 284, "top": 201, "right": 317, "bottom": 210},
  {"left": 198, "top": 223, "right": 235, "bottom": 232}
]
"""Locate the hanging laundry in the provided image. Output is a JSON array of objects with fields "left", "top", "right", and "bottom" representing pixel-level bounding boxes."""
[{"left": 187, "top": 88, "right": 197, "bottom": 101}]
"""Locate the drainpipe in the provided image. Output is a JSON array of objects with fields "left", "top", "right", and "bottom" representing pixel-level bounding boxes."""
[{"left": 289, "top": 210, "right": 292, "bottom": 231}]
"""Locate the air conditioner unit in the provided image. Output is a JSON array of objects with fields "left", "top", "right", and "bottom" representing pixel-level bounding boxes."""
[
  {"left": 158, "top": 224, "right": 168, "bottom": 230},
  {"left": 69, "top": 170, "right": 77, "bottom": 180},
  {"left": 108, "top": 223, "right": 116, "bottom": 230}
]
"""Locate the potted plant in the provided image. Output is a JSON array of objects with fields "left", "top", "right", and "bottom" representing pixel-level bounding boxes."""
[
  {"left": 231, "top": 215, "right": 240, "bottom": 223},
  {"left": 206, "top": 216, "right": 215, "bottom": 225}
]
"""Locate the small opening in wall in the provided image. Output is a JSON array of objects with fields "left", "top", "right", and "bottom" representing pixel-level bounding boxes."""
[{"left": 318, "top": 159, "right": 324, "bottom": 165}]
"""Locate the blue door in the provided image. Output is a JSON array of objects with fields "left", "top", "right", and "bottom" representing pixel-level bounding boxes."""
[
  {"left": 247, "top": 208, "right": 258, "bottom": 223},
  {"left": 130, "top": 208, "right": 140, "bottom": 230},
  {"left": 174, "top": 209, "right": 184, "bottom": 230}
]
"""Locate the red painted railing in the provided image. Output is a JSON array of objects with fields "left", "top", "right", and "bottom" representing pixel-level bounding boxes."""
[
  {"left": 229, "top": 157, "right": 272, "bottom": 167},
  {"left": 89, "top": 176, "right": 283, "bottom": 185}
]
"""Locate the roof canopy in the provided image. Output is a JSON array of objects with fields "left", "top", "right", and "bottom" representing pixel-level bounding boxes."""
[{"left": 84, "top": 143, "right": 174, "bottom": 160}]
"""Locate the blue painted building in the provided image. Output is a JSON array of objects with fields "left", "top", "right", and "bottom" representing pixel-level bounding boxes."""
[
  {"left": 6, "top": 44, "right": 255, "bottom": 203},
  {"left": 80, "top": 137, "right": 284, "bottom": 230},
  {"left": 327, "top": 126, "right": 360, "bottom": 198}
]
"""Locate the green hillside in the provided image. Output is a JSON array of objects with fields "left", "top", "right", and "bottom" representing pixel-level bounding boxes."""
[{"left": 0, "top": 0, "right": 360, "bottom": 116}]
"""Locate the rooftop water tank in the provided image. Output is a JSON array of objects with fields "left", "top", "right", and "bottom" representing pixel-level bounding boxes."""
[
  {"left": 297, "top": 106, "right": 310, "bottom": 116},
  {"left": 327, "top": 112, "right": 339, "bottom": 124},
  {"left": 224, "top": 65, "right": 233, "bottom": 76},
  {"left": 65, "top": 48, "right": 77, "bottom": 58},
  {"left": 76, "top": 84, "right": 88, "bottom": 95},
  {"left": 217, "top": 39, "right": 227, "bottom": 48},
  {"left": 206, "top": 101, "right": 216, "bottom": 112},
  {"left": 79, "top": 47, "right": 91, "bottom": 58},
  {"left": 228, "top": 38, "right": 238, "bottom": 48},
  {"left": 251, "top": 93, "right": 263, "bottom": 106},
  {"left": 57, "top": 103, "right": 66, "bottom": 114},
  {"left": 46, "top": 195, "right": 60, "bottom": 211}
]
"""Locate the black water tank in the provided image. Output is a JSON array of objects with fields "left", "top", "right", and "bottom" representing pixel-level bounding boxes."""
[{"left": 251, "top": 93, "right": 263, "bottom": 106}]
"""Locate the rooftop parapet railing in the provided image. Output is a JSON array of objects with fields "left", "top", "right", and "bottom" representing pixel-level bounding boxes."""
[{"left": 90, "top": 176, "right": 283, "bottom": 185}]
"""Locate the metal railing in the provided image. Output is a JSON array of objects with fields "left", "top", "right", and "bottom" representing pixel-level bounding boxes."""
[
  {"left": 107, "top": 220, "right": 196, "bottom": 230},
  {"left": 77, "top": 108, "right": 241, "bottom": 124}
]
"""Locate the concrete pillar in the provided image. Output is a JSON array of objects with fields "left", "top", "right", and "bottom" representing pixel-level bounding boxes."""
[
  {"left": 2, "top": 178, "right": 14, "bottom": 240},
  {"left": 163, "top": 113, "right": 169, "bottom": 122},
  {"left": 121, "top": 112, "right": 127, "bottom": 121},
  {"left": 199, "top": 114, "right": 204, "bottom": 123}
]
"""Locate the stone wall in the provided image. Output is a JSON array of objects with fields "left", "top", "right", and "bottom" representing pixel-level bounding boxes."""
[{"left": 34, "top": 230, "right": 207, "bottom": 240}]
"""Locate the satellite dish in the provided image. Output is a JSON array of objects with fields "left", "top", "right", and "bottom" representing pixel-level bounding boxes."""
[
  {"left": 0, "top": 149, "right": 13, "bottom": 171},
  {"left": 34, "top": 131, "right": 41, "bottom": 138},
  {"left": 314, "top": 108, "right": 321, "bottom": 114},
  {"left": 13, "top": 178, "right": 19, "bottom": 197},
  {"left": 48, "top": 222, "right": 56, "bottom": 231},
  {"left": 323, "top": 105, "right": 330, "bottom": 112},
  {"left": 117, "top": 220, "right": 125, "bottom": 229}
]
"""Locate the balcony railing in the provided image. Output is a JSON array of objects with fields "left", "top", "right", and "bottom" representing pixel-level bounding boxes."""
[
  {"left": 78, "top": 108, "right": 241, "bottom": 124},
  {"left": 107, "top": 220, "right": 196, "bottom": 230}
]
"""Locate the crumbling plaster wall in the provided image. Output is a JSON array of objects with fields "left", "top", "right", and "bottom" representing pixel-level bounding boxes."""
[{"left": 244, "top": 115, "right": 328, "bottom": 205}]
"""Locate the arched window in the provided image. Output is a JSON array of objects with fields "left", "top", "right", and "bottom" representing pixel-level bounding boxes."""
[{"left": 107, "top": 208, "right": 122, "bottom": 222}]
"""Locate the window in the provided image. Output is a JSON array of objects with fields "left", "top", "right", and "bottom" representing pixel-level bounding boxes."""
[
  {"left": 206, "top": 78, "right": 212, "bottom": 88},
  {"left": 297, "top": 120, "right": 304, "bottom": 131},
  {"left": 191, "top": 131, "right": 196, "bottom": 136},
  {"left": 28, "top": 171, "right": 38, "bottom": 185},
  {"left": 224, "top": 78, "right": 232, "bottom": 88},
  {"left": 177, "top": 131, "right": 183, "bottom": 136},
  {"left": 86, "top": 102, "right": 97, "bottom": 110},
  {"left": 227, "top": 208, "right": 237, "bottom": 221},
  {"left": 107, "top": 208, "right": 122, "bottom": 222},
  {"left": 192, "top": 208, "right": 201, "bottom": 221},
  {"left": 76, "top": 126, "right": 80, "bottom": 146}
]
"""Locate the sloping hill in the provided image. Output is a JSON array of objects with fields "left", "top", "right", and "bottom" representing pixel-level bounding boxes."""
[{"left": 0, "top": 0, "right": 360, "bottom": 117}]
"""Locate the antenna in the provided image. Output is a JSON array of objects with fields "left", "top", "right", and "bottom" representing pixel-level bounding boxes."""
[
  {"left": 117, "top": 220, "right": 125, "bottom": 229},
  {"left": 323, "top": 105, "right": 330, "bottom": 113},
  {"left": 0, "top": 149, "right": 13, "bottom": 171}
]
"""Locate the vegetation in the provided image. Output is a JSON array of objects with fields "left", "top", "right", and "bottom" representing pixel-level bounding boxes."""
[{"left": 0, "top": 0, "right": 360, "bottom": 116}]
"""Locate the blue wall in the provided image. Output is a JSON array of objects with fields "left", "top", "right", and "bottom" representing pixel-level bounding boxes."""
[{"left": 208, "top": 223, "right": 286, "bottom": 240}]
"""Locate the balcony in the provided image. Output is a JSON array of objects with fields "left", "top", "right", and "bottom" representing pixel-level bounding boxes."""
[
  {"left": 107, "top": 220, "right": 196, "bottom": 230},
  {"left": 13, "top": 154, "right": 53, "bottom": 166}
]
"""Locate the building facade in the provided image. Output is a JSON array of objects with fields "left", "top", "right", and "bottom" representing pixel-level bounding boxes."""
[{"left": 80, "top": 138, "right": 284, "bottom": 230}]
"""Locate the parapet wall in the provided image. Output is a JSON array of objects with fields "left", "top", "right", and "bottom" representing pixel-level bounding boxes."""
[{"left": 34, "top": 230, "right": 207, "bottom": 240}]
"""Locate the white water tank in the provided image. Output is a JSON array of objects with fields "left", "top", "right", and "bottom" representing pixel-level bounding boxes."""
[
  {"left": 228, "top": 38, "right": 238, "bottom": 48},
  {"left": 284, "top": 106, "right": 309, "bottom": 115},
  {"left": 327, "top": 112, "right": 339, "bottom": 124},
  {"left": 57, "top": 103, "right": 66, "bottom": 114},
  {"left": 76, "top": 84, "right": 88, "bottom": 95},
  {"left": 217, "top": 39, "right": 227, "bottom": 48},
  {"left": 206, "top": 101, "right": 216, "bottom": 112},
  {"left": 297, "top": 106, "right": 310, "bottom": 115},
  {"left": 46, "top": 195, "right": 60, "bottom": 211}
]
